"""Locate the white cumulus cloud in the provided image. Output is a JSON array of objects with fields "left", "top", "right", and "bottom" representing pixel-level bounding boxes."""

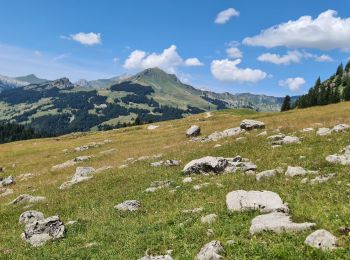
[
  {"left": 314, "top": 54, "right": 334, "bottom": 62},
  {"left": 243, "top": 10, "right": 350, "bottom": 50},
  {"left": 185, "top": 58, "right": 204, "bottom": 66},
  {"left": 215, "top": 8, "right": 239, "bottom": 24},
  {"left": 226, "top": 47, "right": 243, "bottom": 59},
  {"left": 123, "top": 45, "right": 202, "bottom": 73},
  {"left": 70, "top": 32, "right": 102, "bottom": 46},
  {"left": 278, "top": 77, "right": 306, "bottom": 91},
  {"left": 258, "top": 51, "right": 302, "bottom": 65},
  {"left": 211, "top": 59, "right": 267, "bottom": 83},
  {"left": 258, "top": 50, "right": 333, "bottom": 65}
]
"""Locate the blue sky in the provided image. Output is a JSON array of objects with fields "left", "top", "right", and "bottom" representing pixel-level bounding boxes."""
[{"left": 1, "top": 0, "right": 350, "bottom": 96}]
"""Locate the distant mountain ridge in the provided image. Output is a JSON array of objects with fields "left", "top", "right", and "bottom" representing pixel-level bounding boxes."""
[{"left": 0, "top": 68, "right": 285, "bottom": 136}]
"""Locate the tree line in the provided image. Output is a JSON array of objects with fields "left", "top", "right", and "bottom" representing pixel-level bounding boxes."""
[{"left": 281, "top": 61, "right": 350, "bottom": 112}]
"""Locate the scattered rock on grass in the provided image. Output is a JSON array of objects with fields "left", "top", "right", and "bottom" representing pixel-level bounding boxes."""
[
  {"left": 249, "top": 212, "right": 315, "bottom": 234},
  {"left": 182, "top": 207, "right": 204, "bottom": 214},
  {"left": 145, "top": 180, "right": 172, "bottom": 192},
  {"left": 240, "top": 119, "right": 265, "bottom": 130},
  {"left": 226, "top": 190, "right": 289, "bottom": 213},
  {"left": 147, "top": 125, "right": 159, "bottom": 130},
  {"left": 9, "top": 194, "right": 46, "bottom": 205},
  {"left": 285, "top": 166, "right": 318, "bottom": 177},
  {"left": 114, "top": 200, "right": 140, "bottom": 212},
  {"left": 196, "top": 240, "right": 224, "bottom": 260},
  {"left": 17, "top": 173, "right": 33, "bottom": 181},
  {"left": 182, "top": 177, "right": 192, "bottom": 183},
  {"left": 304, "top": 229, "right": 337, "bottom": 250},
  {"left": 0, "top": 188, "right": 13, "bottom": 198},
  {"left": 201, "top": 214, "right": 217, "bottom": 224},
  {"left": 268, "top": 134, "right": 301, "bottom": 145},
  {"left": 139, "top": 254, "right": 173, "bottom": 260},
  {"left": 326, "top": 145, "right": 350, "bottom": 165},
  {"left": 317, "top": 128, "right": 332, "bottom": 136},
  {"left": 59, "top": 167, "right": 96, "bottom": 190},
  {"left": 332, "top": 124, "right": 350, "bottom": 133},
  {"left": 21, "top": 215, "right": 65, "bottom": 247},
  {"left": 186, "top": 125, "right": 201, "bottom": 137},
  {"left": 150, "top": 160, "right": 180, "bottom": 167},
  {"left": 51, "top": 156, "right": 92, "bottom": 171},
  {"left": 256, "top": 169, "right": 278, "bottom": 181},
  {"left": 0, "top": 176, "right": 15, "bottom": 187}
]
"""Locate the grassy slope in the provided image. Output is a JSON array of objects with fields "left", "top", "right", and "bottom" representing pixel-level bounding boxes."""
[{"left": 0, "top": 103, "right": 350, "bottom": 259}]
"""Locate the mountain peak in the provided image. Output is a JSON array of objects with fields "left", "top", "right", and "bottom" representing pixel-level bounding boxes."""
[
  {"left": 15, "top": 74, "right": 47, "bottom": 84},
  {"left": 134, "top": 67, "right": 180, "bottom": 84}
]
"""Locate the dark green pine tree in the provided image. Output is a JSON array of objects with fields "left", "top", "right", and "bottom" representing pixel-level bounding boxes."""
[
  {"left": 343, "top": 78, "right": 350, "bottom": 101},
  {"left": 336, "top": 63, "right": 344, "bottom": 76},
  {"left": 345, "top": 60, "right": 350, "bottom": 72},
  {"left": 332, "top": 85, "right": 341, "bottom": 103},
  {"left": 281, "top": 95, "right": 291, "bottom": 112}
]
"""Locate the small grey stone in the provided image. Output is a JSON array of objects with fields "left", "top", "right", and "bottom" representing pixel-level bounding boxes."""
[
  {"left": 186, "top": 125, "right": 201, "bottom": 137},
  {"left": 196, "top": 240, "right": 224, "bottom": 260},
  {"left": 9, "top": 194, "right": 46, "bottom": 205},
  {"left": 201, "top": 214, "right": 217, "bottom": 224},
  {"left": 256, "top": 169, "right": 278, "bottom": 181},
  {"left": 115, "top": 200, "right": 140, "bottom": 212},
  {"left": 305, "top": 229, "right": 337, "bottom": 250}
]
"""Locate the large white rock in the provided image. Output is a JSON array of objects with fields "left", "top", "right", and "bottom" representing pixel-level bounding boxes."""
[
  {"left": 186, "top": 125, "right": 201, "bottom": 137},
  {"left": 304, "top": 229, "right": 337, "bottom": 250},
  {"left": 240, "top": 119, "right": 265, "bottom": 130},
  {"left": 249, "top": 212, "right": 315, "bottom": 234},
  {"left": 226, "top": 190, "right": 289, "bottom": 213},
  {"left": 196, "top": 240, "right": 224, "bottom": 260}
]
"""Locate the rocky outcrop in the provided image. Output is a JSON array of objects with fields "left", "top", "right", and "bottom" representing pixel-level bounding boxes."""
[
  {"left": 183, "top": 156, "right": 256, "bottom": 175},
  {"left": 21, "top": 215, "right": 65, "bottom": 247}
]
